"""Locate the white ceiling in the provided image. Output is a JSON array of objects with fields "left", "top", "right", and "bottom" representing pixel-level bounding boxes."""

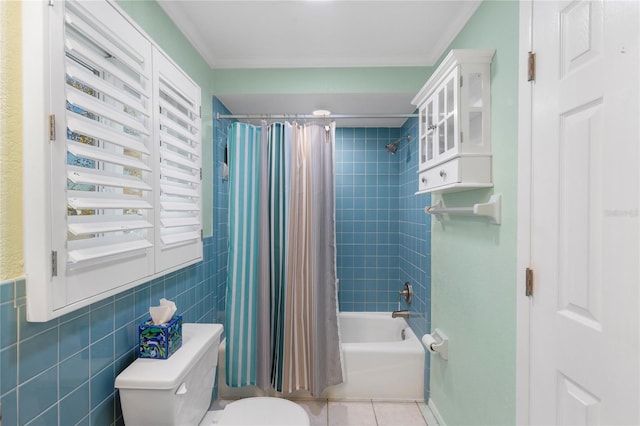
[{"left": 158, "top": 0, "right": 482, "bottom": 127}]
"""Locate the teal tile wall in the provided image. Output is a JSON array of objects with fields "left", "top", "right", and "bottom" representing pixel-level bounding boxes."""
[
  {"left": 335, "top": 120, "right": 431, "bottom": 399},
  {"left": 396, "top": 117, "right": 431, "bottom": 333},
  {"left": 335, "top": 127, "right": 402, "bottom": 312},
  {"left": 213, "top": 97, "right": 231, "bottom": 328},
  {"left": 0, "top": 236, "right": 216, "bottom": 426},
  {"left": 398, "top": 116, "right": 431, "bottom": 401}
]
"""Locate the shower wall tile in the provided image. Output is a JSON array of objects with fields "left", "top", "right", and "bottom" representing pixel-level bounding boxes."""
[
  {"left": 334, "top": 119, "right": 432, "bottom": 400},
  {"left": 213, "top": 96, "right": 231, "bottom": 329},
  {"left": 396, "top": 117, "right": 430, "bottom": 331},
  {"left": 398, "top": 116, "right": 431, "bottom": 401},
  {"left": 0, "top": 236, "right": 217, "bottom": 426},
  {"left": 335, "top": 127, "right": 402, "bottom": 312},
  {"left": 212, "top": 97, "right": 233, "bottom": 400}
]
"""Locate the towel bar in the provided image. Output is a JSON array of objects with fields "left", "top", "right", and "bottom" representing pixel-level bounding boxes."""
[{"left": 425, "top": 194, "right": 501, "bottom": 225}]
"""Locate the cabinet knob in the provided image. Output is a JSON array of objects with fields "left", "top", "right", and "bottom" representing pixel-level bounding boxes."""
[
  {"left": 421, "top": 177, "right": 427, "bottom": 184},
  {"left": 427, "top": 125, "right": 437, "bottom": 131},
  {"left": 439, "top": 170, "right": 447, "bottom": 179}
]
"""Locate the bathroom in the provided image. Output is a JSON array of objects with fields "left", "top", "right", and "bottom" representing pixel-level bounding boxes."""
[
  {"left": 0, "top": 2, "right": 518, "bottom": 425},
  {"left": 2, "top": 0, "right": 639, "bottom": 425}
]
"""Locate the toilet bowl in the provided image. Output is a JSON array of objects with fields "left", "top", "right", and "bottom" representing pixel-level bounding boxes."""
[
  {"left": 115, "top": 323, "right": 309, "bottom": 426},
  {"left": 201, "top": 397, "right": 309, "bottom": 425}
]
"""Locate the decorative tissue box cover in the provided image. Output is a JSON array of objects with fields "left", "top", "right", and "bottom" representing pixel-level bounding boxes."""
[{"left": 138, "top": 315, "right": 182, "bottom": 359}]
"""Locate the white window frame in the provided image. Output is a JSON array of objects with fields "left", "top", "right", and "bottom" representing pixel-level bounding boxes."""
[{"left": 22, "top": 0, "right": 202, "bottom": 322}]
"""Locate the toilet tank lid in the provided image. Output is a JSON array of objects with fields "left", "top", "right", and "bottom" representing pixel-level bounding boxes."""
[{"left": 115, "top": 323, "right": 223, "bottom": 390}]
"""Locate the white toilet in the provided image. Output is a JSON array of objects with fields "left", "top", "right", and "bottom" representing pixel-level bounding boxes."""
[{"left": 115, "top": 323, "right": 310, "bottom": 426}]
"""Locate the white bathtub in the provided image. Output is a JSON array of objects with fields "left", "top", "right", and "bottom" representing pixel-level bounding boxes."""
[{"left": 218, "top": 312, "right": 425, "bottom": 401}]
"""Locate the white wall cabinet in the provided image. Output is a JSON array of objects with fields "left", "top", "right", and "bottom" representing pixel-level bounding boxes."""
[{"left": 412, "top": 49, "right": 495, "bottom": 194}]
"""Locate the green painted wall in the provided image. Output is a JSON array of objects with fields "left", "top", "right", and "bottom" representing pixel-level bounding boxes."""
[
  {"left": 212, "top": 67, "right": 430, "bottom": 95},
  {"left": 428, "top": 2, "right": 519, "bottom": 425},
  {"left": 116, "top": 0, "right": 215, "bottom": 236}
]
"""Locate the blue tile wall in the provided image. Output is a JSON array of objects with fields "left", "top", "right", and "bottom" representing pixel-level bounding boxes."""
[
  {"left": 212, "top": 97, "right": 232, "bottom": 328},
  {"left": 0, "top": 236, "right": 216, "bottom": 426},
  {"left": 398, "top": 116, "right": 431, "bottom": 401},
  {"left": 335, "top": 127, "right": 402, "bottom": 312},
  {"left": 335, "top": 121, "right": 431, "bottom": 400}
]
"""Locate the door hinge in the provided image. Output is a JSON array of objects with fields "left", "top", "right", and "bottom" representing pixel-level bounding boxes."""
[
  {"left": 527, "top": 51, "right": 536, "bottom": 82},
  {"left": 200, "top": 168, "right": 202, "bottom": 180},
  {"left": 51, "top": 251, "right": 58, "bottom": 277},
  {"left": 460, "top": 75, "right": 463, "bottom": 87},
  {"left": 199, "top": 106, "right": 202, "bottom": 118},
  {"left": 200, "top": 229, "right": 204, "bottom": 241},
  {"left": 49, "top": 115, "right": 56, "bottom": 141},
  {"left": 525, "top": 267, "right": 534, "bottom": 296}
]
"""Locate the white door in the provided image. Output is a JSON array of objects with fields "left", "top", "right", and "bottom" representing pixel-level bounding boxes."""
[{"left": 528, "top": 0, "right": 639, "bottom": 424}]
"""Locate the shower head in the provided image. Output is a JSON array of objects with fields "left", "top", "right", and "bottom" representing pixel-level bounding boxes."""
[
  {"left": 385, "top": 140, "right": 400, "bottom": 154},
  {"left": 385, "top": 135, "right": 411, "bottom": 155}
]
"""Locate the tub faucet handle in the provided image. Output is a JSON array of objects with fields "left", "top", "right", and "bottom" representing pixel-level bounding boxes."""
[{"left": 398, "top": 282, "right": 413, "bottom": 304}]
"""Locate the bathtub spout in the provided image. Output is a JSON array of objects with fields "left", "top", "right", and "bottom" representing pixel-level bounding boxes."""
[{"left": 392, "top": 310, "right": 410, "bottom": 318}]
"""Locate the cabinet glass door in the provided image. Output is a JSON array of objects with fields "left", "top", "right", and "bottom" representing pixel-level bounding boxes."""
[
  {"left": 419, "top": 105, "right": 427, "bottom": 168},
  {"left": 419, "top": 95, "right": 437, "bottom": 170},
  {"left": 426, "top": 100, "right": 434, "bottom": 163},
  {"left": 446, "top": 77, "right": 456, "bottom": 151},
  {"left": 467, "top": 72, "right": 483, "bottom": 146},
  {"left": 433, "top": 71, "right": 458, "bottom": 163},
  {"left": 437, "top": 85, "right": 446, "bottom": 155}
]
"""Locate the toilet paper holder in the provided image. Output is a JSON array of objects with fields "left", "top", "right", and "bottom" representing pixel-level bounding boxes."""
[{"left": 422, "top": 328, "right": 449, "bottom": 360}]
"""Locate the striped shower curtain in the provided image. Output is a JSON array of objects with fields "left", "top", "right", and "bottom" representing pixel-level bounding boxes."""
[{"left": 226, "top": 121, "right": 343, "bottom": 396}]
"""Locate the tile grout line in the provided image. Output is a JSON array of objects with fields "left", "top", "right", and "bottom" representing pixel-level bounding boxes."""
[
  {"left": 415, "top": 400, "right": 428, "bottom": 426},
  {"left": 370, "top": 399, "right": 379, "bottom": 426},
  {"left": 325, "top": 399, "right": 329, "bottom": 426}
]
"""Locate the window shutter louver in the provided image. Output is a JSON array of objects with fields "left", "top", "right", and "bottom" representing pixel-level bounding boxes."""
[
  {"left": 153, "top": 50, "right": 203, "bottom": 271},
  {"left": 40, "top": 0, "right": 157, "bottom": 310},
  {"left": 63, "top": 0, "right": 154, "bottom": 269}
]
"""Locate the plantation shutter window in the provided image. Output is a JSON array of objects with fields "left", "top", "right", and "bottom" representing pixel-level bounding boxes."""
[
  {"left": 153, "top": 49, "right": 203, "bottom": 272},
  {"left": 23, "top": 0, "right": 203, "bottom": 321},
  {"left": 63, "top": 1, "right": 154, "bottom": 267}
]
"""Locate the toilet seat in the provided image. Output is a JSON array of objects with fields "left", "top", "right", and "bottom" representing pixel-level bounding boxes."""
[{"left": 204, "top": 397, "right": 310, "bottom": 426}]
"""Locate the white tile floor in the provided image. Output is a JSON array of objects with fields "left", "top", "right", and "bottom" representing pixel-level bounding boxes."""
[
  {"left": 318, "top": 400, "right": 429, "bottom": 426},
  {"left": 215, "top": 399, "right": 433, "bottom": 426}
]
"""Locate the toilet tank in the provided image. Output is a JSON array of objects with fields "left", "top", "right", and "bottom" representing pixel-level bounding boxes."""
[{"left": 115, "top": 323, "right": 224, "bottom": 426}]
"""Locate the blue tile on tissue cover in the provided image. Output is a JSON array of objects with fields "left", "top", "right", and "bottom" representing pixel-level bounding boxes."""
[{"left": 138, "top": 315, "right": 182, "bottom": 359}]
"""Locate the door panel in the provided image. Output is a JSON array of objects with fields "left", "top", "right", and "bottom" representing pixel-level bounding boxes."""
[
  {"left": 529, "top": 0, "right": 639, "bottom": 424},
  {"left": 556, "top": 373, "right": 601, "bottom": 425},
  {"left": 558, "top": 100, "right": 603, "bottom": 329}
]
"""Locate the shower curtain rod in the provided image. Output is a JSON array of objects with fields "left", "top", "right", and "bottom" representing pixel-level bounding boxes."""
[{"left": 216, "top": 112, "right": 418, "bottom": 120}]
